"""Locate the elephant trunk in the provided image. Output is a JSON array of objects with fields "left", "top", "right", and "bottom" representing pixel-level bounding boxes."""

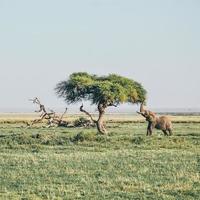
[{"left": 140, "top": 102, "right": 146, "bottom": 113}]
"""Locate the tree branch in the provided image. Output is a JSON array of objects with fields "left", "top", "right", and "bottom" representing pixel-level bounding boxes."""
[
  {"left": 107, "top": 103, "right": 118, "bottom": 107},
  {"left": 59, "top": 107, "right": 68, "bottom": 121},
  {"left": 29, "top": 97, "right": 41, "bottom": 105},
  {"left": 80, "top": 104, "right": 96, "bottom": 123}
]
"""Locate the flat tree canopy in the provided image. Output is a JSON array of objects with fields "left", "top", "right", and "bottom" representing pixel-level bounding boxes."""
[{"left": 55, "top": 72, "right": 146, "bottom": 134}]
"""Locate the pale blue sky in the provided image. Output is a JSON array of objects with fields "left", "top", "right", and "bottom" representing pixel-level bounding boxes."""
[{"left": 0, "top": 0, "right": 199, "bottom": 112}]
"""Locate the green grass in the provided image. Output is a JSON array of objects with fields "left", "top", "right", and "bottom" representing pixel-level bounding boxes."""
[{"left": 0, "top": 120, "right": 200, "bottom": 199}]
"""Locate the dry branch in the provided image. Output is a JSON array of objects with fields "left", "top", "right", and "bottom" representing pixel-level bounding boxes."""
[
  {"left": 80, "top": 104, "right": 97, "bottom": 123},
  {"left": 29, "top": 97, "right": 68, "bottom": 127}
]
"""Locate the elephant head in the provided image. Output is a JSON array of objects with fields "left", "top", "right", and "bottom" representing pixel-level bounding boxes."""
[{"left": 137, "top": 102, "right": 156, "bottom": 122}]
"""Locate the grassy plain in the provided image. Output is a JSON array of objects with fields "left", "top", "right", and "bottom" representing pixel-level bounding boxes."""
[{"left": 0, "top": 114, "right": 200, "bottom": 199}]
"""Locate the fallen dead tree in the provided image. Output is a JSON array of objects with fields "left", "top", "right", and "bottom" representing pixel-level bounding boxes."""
[{"left": 28, "top": 97, "right": 68, "bottom": 127}]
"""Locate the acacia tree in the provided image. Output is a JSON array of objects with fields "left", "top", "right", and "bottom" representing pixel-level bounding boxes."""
[{"left": 55, "top": 73, "right": 146, "bottom": 134}]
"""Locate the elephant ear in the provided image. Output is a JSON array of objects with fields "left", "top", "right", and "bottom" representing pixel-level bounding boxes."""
[{"left": 145, "top": 111, "right": 156, "bottom": 122}]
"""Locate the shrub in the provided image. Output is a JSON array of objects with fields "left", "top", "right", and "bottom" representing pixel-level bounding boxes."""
[{"left": 73, "top": 117, "right": 94, "bottom": 128}]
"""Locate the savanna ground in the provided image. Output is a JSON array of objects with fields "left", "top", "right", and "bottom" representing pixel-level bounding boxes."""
[{"left": 0, "top": 114, "right": 200, "bottom": 200}]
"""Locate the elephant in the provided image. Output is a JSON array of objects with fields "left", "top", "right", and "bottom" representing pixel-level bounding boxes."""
[{"left": 137, "top": 103, "right": 173, "bottom": 136}]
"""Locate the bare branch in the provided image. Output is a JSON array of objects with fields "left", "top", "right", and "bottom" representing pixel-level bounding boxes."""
[
  {"left": 29, "top": 97, "right": 69, "bottom": 128},
  {"left": 59, "top": 107, "right": 68, "bottom": 121},
  {"left": 107, "top": 103, "right": 118, "bottom": 107},
  {"left": 80, "top": 104, "right": 96, "bottom": 123},
  {"left": 29, "top": 97, "right": 41, "bottom": 105}
]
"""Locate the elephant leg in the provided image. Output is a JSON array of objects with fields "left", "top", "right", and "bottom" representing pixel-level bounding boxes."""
[
  {"left": 146, "top": 128, "right": 149, "bottom": 136},
  {"left": 168, "top": 129, "right": 173, "bottom": 136},
  {"left": 147, "top": 122, "right": 153, "bottom": 136},
  {"left": 162, "top": 130, "right": 168, "bottom": 136}
]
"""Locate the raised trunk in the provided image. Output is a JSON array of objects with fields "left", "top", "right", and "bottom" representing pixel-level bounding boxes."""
[{"left": 140, "top": 102, "right": 145, "bottom": 113}]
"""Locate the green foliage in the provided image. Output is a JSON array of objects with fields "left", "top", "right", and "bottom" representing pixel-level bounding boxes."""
[{"left": 55, "top": 72, "right": 147, "bottom": 106}]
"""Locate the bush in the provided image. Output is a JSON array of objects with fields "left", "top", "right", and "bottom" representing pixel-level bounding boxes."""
[{"left": 73, "top": 117, "right": 95, "bottom": 128}]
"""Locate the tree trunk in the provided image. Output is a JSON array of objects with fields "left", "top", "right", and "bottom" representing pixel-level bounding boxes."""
[
  {"left": 96, "top": 114, "right": 107, "bottom": 134},
  {"left": 96, "top": 103, "right": 107, "bottom": 134},
  {"left": 79, "top": 103, "right": 107, "bottom": 134}
]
